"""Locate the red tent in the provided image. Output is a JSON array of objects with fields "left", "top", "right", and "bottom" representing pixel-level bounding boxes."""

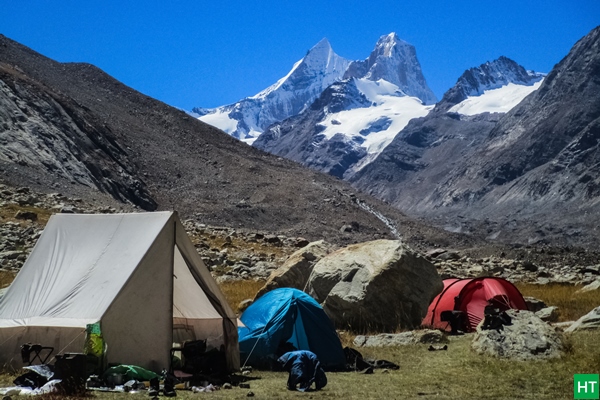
[{"left": 422, "top": 277, "right": 528, "bottom": 332}]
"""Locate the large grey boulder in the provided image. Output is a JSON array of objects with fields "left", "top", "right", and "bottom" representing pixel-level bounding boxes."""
[
  {"left": 472, "top": 309, "right": 564, "bottom": 360},
  {"left": 565, "top": 306, "right": 600, "bottom": 332},
  {"left": 305, "top": 239, "right": 443, "bottom": 332},
  {"left": 254, "top": 241, "right": 333, "bottom": 300}
]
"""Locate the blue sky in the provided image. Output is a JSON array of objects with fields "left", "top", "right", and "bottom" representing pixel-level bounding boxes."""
[{"left": 1, "top": 1, "right": 599, "bottom": 110}]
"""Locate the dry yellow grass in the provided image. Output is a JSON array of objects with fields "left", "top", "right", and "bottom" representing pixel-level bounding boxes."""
[
  {"left": 0, "top": 271, "right": 16, "bottom": 289},
  {"left": 219, "top": 280, "right": 266, "bottom": 314},
  {"left": 516, "top": 282, "right": 600, "bottom": 321},
  {"left": 187, "top": 231, "right": 292, "bottom": 262},
  {"left": 0, "top": 204, "right": 52, "bottom": 226}
]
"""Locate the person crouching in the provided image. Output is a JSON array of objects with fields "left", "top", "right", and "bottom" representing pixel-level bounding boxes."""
[{"left": 277, "top": 350, "right": 327, "bottom": 392}]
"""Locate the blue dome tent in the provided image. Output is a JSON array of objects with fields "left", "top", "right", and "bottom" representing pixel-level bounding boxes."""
[{"left": 238, "top": 288, "right": 346, "bottom": 370}]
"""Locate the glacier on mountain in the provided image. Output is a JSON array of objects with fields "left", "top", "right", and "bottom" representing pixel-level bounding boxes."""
[
  {"left": 448, "top": 79, "right": 544, "bottom": 115},
  {"left": 440, "top": 56, "right": 544, "bottom": 109},
  {"left": 317, "top": 78, "right": 433, "bottom": 171},
  {"left": 195, "top": 35, "right": 546, "bottom": 183}
]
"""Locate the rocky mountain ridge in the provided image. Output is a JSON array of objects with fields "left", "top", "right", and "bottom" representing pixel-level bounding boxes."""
[
  {"left": 342, "top": 33, "right": 437, "bottom": 105},
  {"left": 438, "top": 56, "right": 544, "bottom": 110},
  {"left": 253, "top": 54, "right": 541, "bottom": 184},
  {"left": 0, "top": 33, "right": 485, "bottom": 250},
  {"left": 253, "top": 77, "right": 433, "bottom": 179},
  {"left": 194, "top": 38, "right": 351, "bottom": 142}
]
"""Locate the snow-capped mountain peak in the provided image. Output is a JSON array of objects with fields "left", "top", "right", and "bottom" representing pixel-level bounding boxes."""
[
  {"left": 375, "top": 32, "right": 404, "bottom": 57},
  {"left": 442, "top": 56, "right": 545, "bottom": 106},
  {"left": 252, "top": 38, "right": 349, "bottom": 100},
  {"left": 442, "top": 56, "right": 545, "bottom": 115},
  {"left": 195, "top": 38, "right": 350, "bottom": 142},
  {"left": 194, "top": 33, "right": 437, "bottom": 143},
  {"left": 344, "top": 33, "right": 437, "bottom": 105}
]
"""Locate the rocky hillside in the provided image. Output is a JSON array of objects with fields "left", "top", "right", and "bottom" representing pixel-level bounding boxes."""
[
  {"left": 2, "top": 183, "right": 599, "bottom": 293},
  {"left": 352, "top": 26, "right": 600, "bottom": 248},
  {"left": 0, "top": 34, "right": 481, "bottom": 250},
  {"left": 0, "top": 61, "right": 156, "bottom": 210}
]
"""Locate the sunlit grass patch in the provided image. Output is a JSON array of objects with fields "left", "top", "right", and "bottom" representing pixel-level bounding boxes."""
[
  {"left": 219, "top": 279, "right": 266, "bottom": 314},
  {"left": 0, "top": 270, "right": 16, "bottom": 289},
  {"left": 516, "top": 282, "right": 600, "bottom": 321},
  {"left": 0, "top": 204, "right": 52, "bottom": 226}
]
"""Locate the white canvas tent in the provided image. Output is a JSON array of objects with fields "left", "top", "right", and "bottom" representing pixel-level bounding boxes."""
[{"left": 0, "top": 211, "right": 239, "bottom": 372}]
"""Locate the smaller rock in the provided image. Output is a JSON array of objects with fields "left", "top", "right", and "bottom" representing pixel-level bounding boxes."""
[
  {"left": 523, "top": 296, "right": 546, "bottom": 312},
  {"left": 575, "top": 278, "right": 600, "bottom": 294},
  {"left": 14, "top": 210, "right": 37, "bottom": 221},
  {"left": 353, "top": 329, "right": 447, "bottom": 347},
  {"left": 522, "top": 261, "right": 538, "bottom": 272},
  {"left": 565, "top": 306, "right": 600, "bottom": 332},
  {"left": 535, "top": 306, "right": 559, "bottom": 322},
  {"left": 472, "top": 309, "right": 563, "bottom": 360},
  {"left": 437, "top": 251, "right": 461, "bottom": 261},
  {"left": 264, "top": 235, "right": 281, "bottom": 244},
  {"left": 340, "top": 224, "right": 353, "bottom": 233},
  {"left": 426, "top": 249, "right": 447, "bottom": 259},
  {"left": 238, "top": 299, "right": 253, "bottom": 313},
  {"left": 294, "top": 238, "right": 310, "bottom": 248},
  {"left": 222, "top": 383, "right": 232, "bottom": 389}
]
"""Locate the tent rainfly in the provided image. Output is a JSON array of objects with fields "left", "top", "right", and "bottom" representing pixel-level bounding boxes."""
[
  {"left": 422, "top": 277, "right": 528, "bottom": 332},
  {"left": 238, "top": 288, "right": 346, "bottom": 370},
  {"left": 0, "top": 212, "right": 239, "bottom": 372}
]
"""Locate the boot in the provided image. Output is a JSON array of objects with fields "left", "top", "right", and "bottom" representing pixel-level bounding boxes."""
[{"left": 148, "top": 377, "right": 159, "bottom": 397}]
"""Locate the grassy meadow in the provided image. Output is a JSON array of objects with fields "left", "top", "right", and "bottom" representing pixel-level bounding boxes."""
[
  {"left": 1, "top": 331, "right": 598, "bottom": 399},
  {"left": 1, "top": 270, "right": 599, "bottom": 399}
]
